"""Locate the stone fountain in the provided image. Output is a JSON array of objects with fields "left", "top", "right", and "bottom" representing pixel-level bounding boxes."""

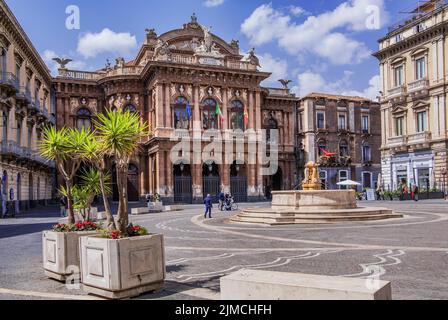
[{"left": 230, "top": 162, "right": 403, "bottom": 225}]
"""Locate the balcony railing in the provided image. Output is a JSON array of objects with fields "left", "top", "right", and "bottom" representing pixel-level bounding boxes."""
[
  {"left": 388, "top": 135, "right": 408, "bottom": 146},
  {"left": 408, "top": 131, "right": 432, "bottom": 144},
  {"left": 408, "top": 78, "right": 429, "bottom": 92},
  {"left": 0, "top": 141, "right": 55, "bottom": 168},
  {"left": 0, "top": 72, "right": 19, "bottom": 90},
  {"left": 387, "top": 86, "right": 407, "bottom": 98}
]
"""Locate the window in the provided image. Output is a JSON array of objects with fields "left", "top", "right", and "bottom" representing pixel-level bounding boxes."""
[
  {"left": 318, "top": 140, "right": 326, "bottom": 157},
  {"left": 319, "top": 171, "right": 327, "bottom": 190},
  {"left": 415, "top": 57, "right": 426, "bottom": 80},
  {"left": 317, "top": 112, "right": 325, "bottom": 129},
  {"left": 230, "top": 100, "right": 245, "bottom": 131},
  {"left": 338, "top": 114, "right": 347, "bottom": 130},
  {"left": 362, "top": 145, "right": 371, "bottom": 163},
  {"left": 202, "top": 98, "right": 218, "bottom": 130},
  {"left": 15, "top": 62, "right": 21, "bottom": 84},
  {"left": 417, "top": 168, "right": 430, "bottom": 189},
  {"left": 76, "top": 108, "right": 92, "bottom": 131},
  {"left": 2, "top": 112, "right": 7, "bottom": 143},
  {"left": 339, "top": 140, "right": 349, "bottom": 158},
  {"left": 362, "top": 116, "right": 369, "bottom": 133},
  {"left": 28, "top": 126, "right": 32, "bottom": 148},
  {"left": 395, "top": 34, "right": 402, "bottom": 43},
  {"left": 266, "top": 113, "right": 278, "bottom": 144},
  {"left": 415, "top": 23, "right": 426, "bottom": 33},
  {"left": 339, "top": 170, "right": 349, "bottom": 189},
  {"left": 173, "top": 97, "right": 190, "bottom": 130},
  {"left": 396, "top": 116, "right": 404, "bottom": 136},
  {"left": 417, "top": 111, "right": 427, "bottom": 132},
  {"left": 17, "top": 120, "right": 21, "bottom": 146},
  {"left": 394, "top": 65, "right": 404, "bottom": 87},
  {"left": 0, "top": 48, "right": 6, "bottom": 74}
]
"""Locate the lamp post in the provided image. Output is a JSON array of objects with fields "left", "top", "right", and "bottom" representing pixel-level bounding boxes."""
[{"left": 442, "top": 168, "right": 447, "bottom": 200}]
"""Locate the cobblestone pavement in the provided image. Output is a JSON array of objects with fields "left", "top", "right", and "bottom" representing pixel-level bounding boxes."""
[{"left": 0, "top": 200, "right": 447, "bottom": 300}]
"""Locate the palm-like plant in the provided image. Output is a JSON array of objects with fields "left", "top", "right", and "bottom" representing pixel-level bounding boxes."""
[
  {"left": 83, "top": 135, "right": 116, "bottom": 229},
  {"left": 94, "top": 109, "right": 149, "bottom": 234},
  {"left": 39, "top": 126, "right": 92, "bottom": 224}
]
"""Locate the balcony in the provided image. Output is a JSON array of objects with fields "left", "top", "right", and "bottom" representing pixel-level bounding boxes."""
[
  {"left": 387, "top": 86, "right": 407, "bottom": 99},
  {"left": 408, "top": 78, "right": 429, "bottom": 92},
  {"left": 0, "top": 140, "right": 55, "bottom": 168},
  {"left": 388, "top": 135, "right": 408, "bottom": 147},
  {"left": 0, "top": 72, "right": 19, "bottom": 95},
  {"left": 408, "top": 131, "right": 432, "bottom": 145}
]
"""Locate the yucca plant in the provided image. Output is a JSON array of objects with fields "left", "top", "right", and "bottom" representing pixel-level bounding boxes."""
[
  {"left": 39, "top": 126, "right": 92, "bottom": 224},
  {"left": 83, "top": 134, "right": 116, "bottom": 229},
  {"left": 94, "top": 109, "right": 149, "bottom": 234}
]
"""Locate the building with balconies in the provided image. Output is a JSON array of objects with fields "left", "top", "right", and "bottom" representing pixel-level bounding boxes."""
[
  {"left": 1, "top": 0, "right": 56, "bottom": 213},
  {"left": 373, "top": 0, "right": 448, "bottom": 191},
  {"left": 297, "top": 93, "right": 381, "bottom": 191}
]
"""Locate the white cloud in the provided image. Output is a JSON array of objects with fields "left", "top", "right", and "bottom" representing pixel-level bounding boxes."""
[
  {"left": 241, "top": 0, "right": 388, "bottom": 65},
  {"left": 292, "top": 71, "right": 380, "bottom": 101},
  {"left": 203, "top": 0, "right": 225, "bottom": 7},
  {"left": 42, "top": 50, "right": 87, "bottom": 76},
  {"left": 258, "top": 53, "right": 288, "bottom": 86},
  {"left": 289, "top": 6, "right": 309, "bottom": 16},
  {"left": 77, "top": 28, "right": 137, "bottom": 59}
]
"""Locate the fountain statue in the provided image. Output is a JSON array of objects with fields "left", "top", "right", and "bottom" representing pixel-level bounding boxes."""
[{"left": 230, "top": 161, "right": 403, "bottom": 226}]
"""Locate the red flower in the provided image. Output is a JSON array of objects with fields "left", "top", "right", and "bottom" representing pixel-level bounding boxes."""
[{"left": 133, "top": 226, "right": 141, "bottom": 232}]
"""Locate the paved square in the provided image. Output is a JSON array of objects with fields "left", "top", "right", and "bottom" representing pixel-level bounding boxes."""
[{"left": 0, "top": 200, "right": 447, "bottom": 300}]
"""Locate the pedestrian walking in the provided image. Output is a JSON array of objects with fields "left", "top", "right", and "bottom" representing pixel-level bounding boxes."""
[
  {"left": 218, "top": 191, "right": 225, "bottom": 211},
  {"left": 60, "top": 196, "right": 67, "bottom": 217},
  {"left": 204, "top": 194, "right": 213, "bottom": 219},
  {"left": 413, "top": 185, "right": 419, "bottom": 202}
]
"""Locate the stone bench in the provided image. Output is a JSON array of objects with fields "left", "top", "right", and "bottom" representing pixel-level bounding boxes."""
[
  {"left": 131, "top": 207, "right": 163, "bottom": 215},
  {"left": 220, "top": 269, "right": 392, "bottom": 300}
]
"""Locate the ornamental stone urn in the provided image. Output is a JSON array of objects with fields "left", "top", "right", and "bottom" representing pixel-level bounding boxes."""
[
  {"left": 79, "top": 234, "right": 165, "bottom": 299},
  {"left": 43, "top": 231, "right": 100, "bottom": 281}
]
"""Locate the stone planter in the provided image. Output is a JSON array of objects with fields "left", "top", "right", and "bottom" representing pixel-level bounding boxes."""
[
  {"left": 80, "top": 234, "right": 165, "bottom": 299},
  {"left": 43, "top": 231, "right": 100, "bottom": 281}
]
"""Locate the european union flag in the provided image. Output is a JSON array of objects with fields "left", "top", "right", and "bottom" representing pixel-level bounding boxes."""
[{"left": 186, "top": 103, "right": 192, "bottom": 119}]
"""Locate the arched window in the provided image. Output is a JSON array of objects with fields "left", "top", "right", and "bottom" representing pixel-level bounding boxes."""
[
  {"left": 202, "top": 98, "right": 218, "bottom": 130},
  {"left": 230, "top": 100, "right": 245, "bottom": 131},
  {"left": 2, "top": 112, "right": 8, "bottom": 143},
  {"left": 17, "top": 119, "right": 22, "bottom": 146},
  {"left": 173, "top": 97, "right": 190, "bottom": 130},
  {"left": 265, "top": 113, "right": 278, "bottom": 144},
  {"left": 318, "top": 140, "right": 326, "bottom": 157},
  {"left": 76, "top": 108, "right": 92, "bottom": 131},
  {"left": 0, "top": 46, "right": 6, "bottom": 74},
  {"left": 124, "top": 104, "right": 138, "bottom": 113},
  {"left": 339, "top": 140, "right": 349, "bottom": 158}
]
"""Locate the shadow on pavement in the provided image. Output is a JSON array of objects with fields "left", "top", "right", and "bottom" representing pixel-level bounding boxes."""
[{"left": 0, "top": 222, "right": 54, "bottom": 239}]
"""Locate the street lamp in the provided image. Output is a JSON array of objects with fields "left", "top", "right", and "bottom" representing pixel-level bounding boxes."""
[
  {"left": 442, "top": 168, "right": 447, "bottom": 199},
  {"left": 179, "top": 162, "right": 185, "bottom": 172}
]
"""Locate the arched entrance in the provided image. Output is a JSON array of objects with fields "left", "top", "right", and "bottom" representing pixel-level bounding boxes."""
[
  {"left": 112, "top": 164, "right": 140, "bottom": 202},
  {"left": 173, "top": 162, "right": 192, "bottom": 204},
  {"left": 272, "top": 166, "right": 283, "bottom": 191},
  {"left": 202, "top": 161, "right": 220, "bottom": 202},
  {"left": 230, "top": 161, "right": 247, "bottom": 203}
]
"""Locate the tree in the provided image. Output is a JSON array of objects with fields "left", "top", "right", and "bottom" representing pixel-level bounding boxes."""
[
  {"left": 83, "top": 135, "right": 115, "bottom": 229},
  {"left": 94, "top": 109, "right": 149, "bottom": 234},
  {"left": 39, "top": 126, "right": 91, "bottom": 224}
]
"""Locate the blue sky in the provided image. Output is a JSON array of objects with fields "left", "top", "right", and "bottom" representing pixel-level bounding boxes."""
[{"left": 6, "top": 0, "right": 419, "bottom": 99}]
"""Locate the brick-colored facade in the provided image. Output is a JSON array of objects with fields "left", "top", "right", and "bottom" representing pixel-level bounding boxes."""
[{"left": 298, "top": 93, "right": 382, "bottom": 191}]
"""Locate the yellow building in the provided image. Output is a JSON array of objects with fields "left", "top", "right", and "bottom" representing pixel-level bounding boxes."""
[
  {"left": 374, "top": 0, "right": 448, "bottom": 191},
  {"left": 0, "top": 0, "right": 55, "bottom": 214}
]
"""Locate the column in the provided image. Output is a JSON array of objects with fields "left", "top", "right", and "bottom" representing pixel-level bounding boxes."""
[
  {"left": 156, "top": 84, "right": 164, "bottom": 129},
  {"left": 433, "top": 96, "right": 440, "bottom": 138},
  {"left": 255, "top": 90, "right": 262, "bottom": 130},
  {"left": 148, "top": 155, "right": 154, "bottom": 194},
  {"left": 249, "top": 91, "right": 254, "bottom": 130},
  {"left": 438, "top": 38, "right": 444, "bottom": 81},
  {"left": 193, "top": 84, "right": 200, "bottom": 129},
  {"left": 165, "top": 83, "right": 171, "bottom": 128},
  {"left": 156, "top": 152, "right": 165, "bottom": 195},
  {"left": 433, "top": 39, "right": 438, "bottom": 81},
  {"left": 165, "top": 150, "right": 173, "bottom": 198},
  {"left": 222, "top": 88, "right": 228, "bottom": 132},
  {"left": 221, "top": 161, "right": 230, "bottom": 194}
]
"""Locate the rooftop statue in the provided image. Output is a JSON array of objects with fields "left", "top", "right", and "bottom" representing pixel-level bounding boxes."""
[{"left": 52, "top": 57, "right": 73, "bottom": 69}]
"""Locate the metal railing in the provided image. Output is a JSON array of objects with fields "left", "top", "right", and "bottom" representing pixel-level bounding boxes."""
[
  {"left": 387, "top": 0, "right": 448, "bottom": 34},
  {"left": 0, "top": 72, "right": 19, "bottom": 90}
]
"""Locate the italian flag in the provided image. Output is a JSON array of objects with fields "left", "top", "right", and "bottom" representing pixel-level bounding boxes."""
[
  {"left": 216, "top": 102, "right": 224, "bottom": 123},
  {"left": 244, "top": 107, "right": 249, "bottom": 128}
]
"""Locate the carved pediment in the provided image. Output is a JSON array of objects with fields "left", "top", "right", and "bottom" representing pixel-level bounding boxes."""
[{"left": 412, "top": 100, "right": 429, "bottom": 111}]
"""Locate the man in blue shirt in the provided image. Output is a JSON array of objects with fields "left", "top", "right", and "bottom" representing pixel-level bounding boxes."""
[{"left": 204, "top": 194, "right": 213, "bottom": 219}]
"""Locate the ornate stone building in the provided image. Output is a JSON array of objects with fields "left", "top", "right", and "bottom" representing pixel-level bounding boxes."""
[
  {"left": 53, "top": 14, "right": 299, "bottom": 203},
  {"left": 298, "top": 93, "right": 381, "bottom": 191},
  {"left": 374, "top": 0, "right": 448, "bottom": 191},
  {"left": 0, "top": 0, "right": 56, "bottom": 213}
]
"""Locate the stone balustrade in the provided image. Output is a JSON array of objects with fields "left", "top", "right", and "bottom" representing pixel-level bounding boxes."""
[
  {"left": 387, "top": 85, "right": 407, "bottom": 98},
  {"left": 408, "top": 131, "right": 432, "bottom": 144},
  {"left": 408, "top": 78, "right": 429, "bottom": 92},
  {"left": 388, "top": 135, "right": 407, "bottom": 147}
]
